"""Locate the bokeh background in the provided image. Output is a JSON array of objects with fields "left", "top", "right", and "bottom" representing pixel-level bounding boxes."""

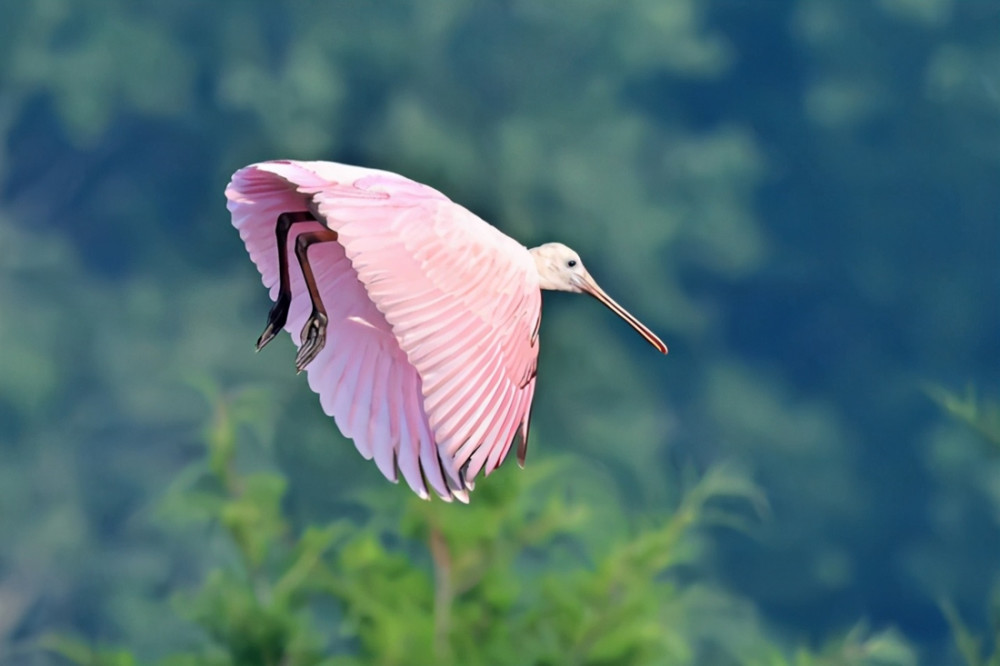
[{"left": 1, "top": 1, "right": 998, "bottom": 664}]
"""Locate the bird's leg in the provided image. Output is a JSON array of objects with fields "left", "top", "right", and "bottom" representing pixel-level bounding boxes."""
[
  {"left": 293, "top": 227, "right": 340, "bottom": 373},
  {"left": 257, "top": 211, "right": 317, "bottom": 351}
]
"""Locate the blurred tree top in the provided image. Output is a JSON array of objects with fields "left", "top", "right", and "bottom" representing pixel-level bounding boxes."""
[{"left": 42, "top": 392, "right": 915, "bottom": 665}]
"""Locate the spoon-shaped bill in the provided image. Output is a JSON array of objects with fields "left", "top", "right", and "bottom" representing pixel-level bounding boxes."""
[{"left": 578, "top": 274, "right": 668, "bottom": 354}]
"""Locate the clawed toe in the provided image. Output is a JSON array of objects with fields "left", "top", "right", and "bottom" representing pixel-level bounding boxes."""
[
  {"left": 256, "top": 318, "right": 282, "bottom": 351},
  {"left": 295, "top": 311, "right": 328, "bottom": 372},
  {"left": 256, "top": 294, "right": 291, "bottom": 351}
]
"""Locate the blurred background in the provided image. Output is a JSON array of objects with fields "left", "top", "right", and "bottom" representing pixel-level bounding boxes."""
[{"left": 1, "top": 1, "right": 998, "bottom": 664}]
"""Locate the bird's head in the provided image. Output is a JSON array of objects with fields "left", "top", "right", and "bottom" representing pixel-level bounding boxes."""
[
  {"left": 530, "top": 242, "right": 588, "bottom": 292},
  {"left": 529, "top": 242, "right": 668, "bottom": 354}
]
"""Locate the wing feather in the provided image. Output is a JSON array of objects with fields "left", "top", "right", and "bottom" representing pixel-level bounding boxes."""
[
  {"left": 346, "top": 340, "right": 378, "bottom": 458},
  {"left": 462, "top": 365, "right": 515, "bottom": 461},
  {"left": 227, "top": 160, "right": 541, "bottom": 497},
  {"left": 434, "top": 346, "right": 506, "bottom": 449},
  {"left": 469, "top": 382, "right": 526, "bottom": 480},
  {"left": 433, "top": 349, "right": 505, "bottom": 436},
  {"left": 455, "top": 380, "right": 515, "bottom": 472},
  {"left": 390, "top": 362, "right": 428, "bottom": 499},
  {"left": 368, "top": 351, "right": 397, "bottom": 483}
]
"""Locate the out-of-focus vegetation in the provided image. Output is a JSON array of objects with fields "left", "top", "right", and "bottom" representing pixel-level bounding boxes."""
[
  {"left": 0, "top": 1, "right": 997, "bottom": 664},
  {"left": 929, "top": 387, "right": 1000, "bottom": 449},
  {"left": 932, "top": 388, "right": 1000, "bottom": 666},
  {"left": 39, "top": 394, "right": 916, "bottom": 666}
]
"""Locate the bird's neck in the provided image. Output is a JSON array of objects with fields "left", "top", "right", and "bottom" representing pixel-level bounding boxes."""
[{"left": 529, "top": 246, "right": 563, "bottom": 291}]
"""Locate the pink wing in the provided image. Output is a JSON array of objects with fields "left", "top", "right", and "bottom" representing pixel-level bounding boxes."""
[{"left": 225, "top": 160, "right": 541, "bottom": 502}]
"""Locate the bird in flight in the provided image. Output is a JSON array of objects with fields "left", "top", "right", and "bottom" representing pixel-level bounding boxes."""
[{"left": 226, "top": 160, "right": 666, "bottom": 503}]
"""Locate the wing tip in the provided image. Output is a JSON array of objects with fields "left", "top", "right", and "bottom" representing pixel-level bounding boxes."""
[{"left": 515, "top": 412, "right": 532, "bottom": 468}]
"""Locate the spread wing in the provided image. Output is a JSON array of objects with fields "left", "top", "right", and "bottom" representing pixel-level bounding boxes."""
[{"left": 226, "top": 160, "right": 541, "bottom": 500}]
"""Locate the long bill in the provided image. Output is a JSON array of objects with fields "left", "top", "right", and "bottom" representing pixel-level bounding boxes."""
[{"left": 577, "top": 274, "right": 668, "bottom": 354}]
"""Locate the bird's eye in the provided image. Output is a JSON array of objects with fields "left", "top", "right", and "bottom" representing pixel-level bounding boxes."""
[{"left": 567, "top": 259, "right": 577, "bottom": 268}]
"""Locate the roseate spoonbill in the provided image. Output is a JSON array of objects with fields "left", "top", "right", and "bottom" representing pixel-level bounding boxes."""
[{"left": 226, "top": 160, "right": 666, "bottom": 503}]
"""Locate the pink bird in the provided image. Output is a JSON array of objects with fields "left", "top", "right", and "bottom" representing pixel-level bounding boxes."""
[{"left": 226, "top": 160, "right": 666, "bottom": 503}]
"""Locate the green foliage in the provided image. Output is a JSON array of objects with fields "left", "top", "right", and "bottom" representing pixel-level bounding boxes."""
[
  {"left": 38, "top": 393, "right": 916, "bottom": 665},
  {"left": 748, "top": 625, "right": 917, "bottom": 666},
  {"left": 207, "top": 394, "right": 746, "bottom": 664},
  {"left": 932, "top": 388, "right": 1000, "bottom": 666},
  {"left": 38, "top": 635, "right": 142, "bottom": 666},
  {"left": 928, "top": 386, "right": 1000, "bottom": 450},
  {"left": 941, "top": 599, "right": 1000, "bottom": 666}
]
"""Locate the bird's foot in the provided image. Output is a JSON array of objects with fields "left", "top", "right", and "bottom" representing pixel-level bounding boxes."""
[
  {"left": 295, "top": 310, "right": 328, "bottom": 372},
  {"left": 256, "top": 292, "right": 291, "bottom": 351}
]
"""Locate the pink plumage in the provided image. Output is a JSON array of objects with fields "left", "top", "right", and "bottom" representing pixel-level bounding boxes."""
[
  {"left": 226, "top": 160, "right": 665, "bottom": 503},
  {"left": 226, "top": 161, "right": 541, "bottom": 502}
]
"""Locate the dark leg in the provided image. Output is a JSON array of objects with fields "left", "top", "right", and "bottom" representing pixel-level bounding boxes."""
[
  {"left": 257, "top": 211, "right": 317, "bottom": 351},
  {"left": 293, "top": 228, "right": 339, "bottom": 373}
]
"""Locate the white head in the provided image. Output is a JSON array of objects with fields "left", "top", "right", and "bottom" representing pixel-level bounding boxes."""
[{"left": 529, "top": 242, "right": 668, "bottom": 354}]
